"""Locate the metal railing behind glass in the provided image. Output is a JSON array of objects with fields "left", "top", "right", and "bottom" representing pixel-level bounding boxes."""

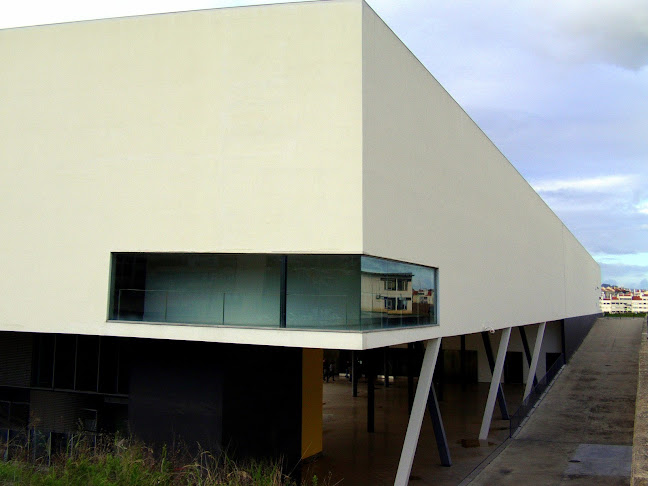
[
  {"left": 286, "top": 293, "right": 350, "bottom": 329},
  {"left": 116, "top": 289, "right": 353, "bottom": 329},
  {"left": 116, "top": 289, "right": 281, "bottom": 327},
  {"left": 509, "top": 354, "right": 566, "bottom": 437},
  {"left": 115, "top": 289, "right": 437, "bottom": 330},
  {"left": 360, "top": 292, "right": 436, "bottom": 329}
]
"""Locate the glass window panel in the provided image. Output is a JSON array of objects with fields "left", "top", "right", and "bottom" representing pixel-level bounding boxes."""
[
  {"left": 286, "top": 255, "right": 360, "bottom": 330},
  {"left": 110, "top": 253, "right": 281, "bottom": 327},
  {"left": 361, "top": 256, "right": 437, "bottom": 330},
  {"left": 110, "top": 253, "right": 436, "bottom": 331}
]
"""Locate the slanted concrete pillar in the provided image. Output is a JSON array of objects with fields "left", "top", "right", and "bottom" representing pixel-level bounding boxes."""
[
  {"left": 481, "top": 332, "right": 510, "bottom": 419},
  {"left": 368, "top": 350, "right": 375, "bottom": 433},
  {"left": 407, "top": 343, "right": 414, "bottom": 413},
  {"left": 479, "top": 327, "right": 511, "bottom": 441},
  {"left": 524, "top": 322, "right": 546, "bottom": 400},
  {"left": 394, "top": 338, "right": 441, "bottom": 486}
]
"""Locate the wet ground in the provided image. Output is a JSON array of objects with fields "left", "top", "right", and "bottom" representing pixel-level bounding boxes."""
[
  {"left": 303, "top": 317, "right": 643, "bottom": 486},
  {"left": 304, "top": 376, "right": 523, "bottom": 485},
  {"left": 468, "top": 317, "right": 642, "bottom": 486}
]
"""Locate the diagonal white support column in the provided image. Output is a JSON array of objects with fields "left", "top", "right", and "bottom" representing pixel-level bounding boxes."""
[
  {"left": 479, "top": 327, "right": 511, "bottom": 441},
  {"left": 394, "top": 338, "right": 441, "bottom": 486},
  {"left": 523, "top": 322, "right": 546, "bottom": 400}
]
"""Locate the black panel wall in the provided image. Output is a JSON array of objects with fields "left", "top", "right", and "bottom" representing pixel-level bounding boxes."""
[
  {"left": 128, "top": 339, "right": 224, "bottom": 454},
  {"left": 0, "top": 332, "right": 32, "bottom": 387},
  {"left": 563, "top": 313, "right": 602, "bottom": 362},
  {"left": 128, "top": 340, "right": 303, "bottom": 468},
  {"left": 0, "top": 330, "right": 306, "bottom": 470},
  {"left": 221, "top": 344, "right": 302, "bottom": 467}
]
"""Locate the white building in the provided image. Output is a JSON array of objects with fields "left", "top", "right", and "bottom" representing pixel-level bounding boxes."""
[
  {"left": 600, "top": 291, "right": 648, "bottom": 314},
  {"left": 632, "top": 296, "right": 648, "bottom": 313},
  {"left": 0, "top": 1, "right": 601, "bottom": 483}
]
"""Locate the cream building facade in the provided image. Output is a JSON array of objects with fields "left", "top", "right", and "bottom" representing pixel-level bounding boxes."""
[{"left": 0, "top": 2, "right": 600, "bottom": 484}]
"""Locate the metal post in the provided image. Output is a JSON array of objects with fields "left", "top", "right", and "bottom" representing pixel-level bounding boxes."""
[
  {"left": 479, "top": 327, "right": 511, "bottom": 441},
  {"left": 518, "top": 326, "right": 538, "bottom": 388},
  {"left": 222, "top": 293, "right": 226, "bottom": 325},
  {"left": 407, "top": 343, "right": 414, "bottom": 413},
  {"left": 481, "top": 332, "right": 510, "bottom": 420},
  {"left": 437, "top": 340, "right": 444, "bottom": 402},
  {"left": 367, "top": 350, "right": 375, "bottom": 433},
  {"left": 395, "top": 338, "right": 441, "bottom": 486},
  {"left": 428, "top": 384, "right": 451, "bottom": 466},
  {"left": 524, "top": 322, "right": 546, "bottom": 399}
]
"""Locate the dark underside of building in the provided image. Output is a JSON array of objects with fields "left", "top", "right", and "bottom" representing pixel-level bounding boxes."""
[{"left": 0, "top": 313, "right": 597, "bottom": 469}]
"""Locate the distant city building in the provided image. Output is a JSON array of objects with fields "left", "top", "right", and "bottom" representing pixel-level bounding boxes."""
[{"left": 599, "top": 287, "right": 648, "bottom": 313}]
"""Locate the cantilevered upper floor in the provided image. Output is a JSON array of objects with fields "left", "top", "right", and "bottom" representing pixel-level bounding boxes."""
[{"left": 0, "top": 0, "right": 600, "bottom": 349}]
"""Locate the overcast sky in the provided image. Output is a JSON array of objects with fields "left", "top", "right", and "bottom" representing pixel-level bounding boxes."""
[{"left": 2, "top": 0, "right": 647, "bottom": 289}]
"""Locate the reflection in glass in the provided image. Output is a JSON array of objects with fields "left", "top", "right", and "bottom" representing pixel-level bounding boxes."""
[
  {"left": 110, "top": 254, "right": 281, "bottom": 326},
  {"left": 286, "top": 255, "right": 360, "bottom": 330},
  {"left": 109, "top": 253, "right": 437, "bottom": 330},
  {"left": 360, "top": 256, "right": 436, "bottom": 329}
]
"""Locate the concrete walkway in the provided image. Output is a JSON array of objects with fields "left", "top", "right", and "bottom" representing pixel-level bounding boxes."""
[
  {"left": 631, "top": 318, "right": 648, "bottom": 486},
  {"left": 467, "top": 317, "right": 643, "bottom": 486}
]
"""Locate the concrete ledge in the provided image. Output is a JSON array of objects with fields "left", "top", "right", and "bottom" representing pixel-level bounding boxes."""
[{"left": 632, "top": 317, "right": 648, "bottom": 486}]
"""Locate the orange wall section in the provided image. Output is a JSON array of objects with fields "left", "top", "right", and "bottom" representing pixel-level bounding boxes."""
[{"left": 301, "top": 348, "right": 323, "bottom": 459}]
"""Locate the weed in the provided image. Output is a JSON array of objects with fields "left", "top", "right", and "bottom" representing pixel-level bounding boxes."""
[{"left": 0, "top": 434, "right": 332, "bottom": 485}]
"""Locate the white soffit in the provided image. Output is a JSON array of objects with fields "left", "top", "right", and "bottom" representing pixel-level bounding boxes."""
[{"left": 100, "top": 321, "right": 442, "bottom": 350}]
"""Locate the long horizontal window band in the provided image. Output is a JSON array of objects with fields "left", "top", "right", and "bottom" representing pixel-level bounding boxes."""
[{"left": 108, "top": 253, "right": 438, "bottom": 331}]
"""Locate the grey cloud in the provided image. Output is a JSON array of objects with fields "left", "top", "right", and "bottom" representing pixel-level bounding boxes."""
[
  {"left": 468, "top": 107, "right": 648, "bottom": 180},
  {"left": 533, "top": 0, "right": 648, "bottom": 70},
  {"left": 599, "top": 262, "right": 648, "bottom": 288},
  {"left": 561, "top": 211, "right": 648, "bottom": 256}
]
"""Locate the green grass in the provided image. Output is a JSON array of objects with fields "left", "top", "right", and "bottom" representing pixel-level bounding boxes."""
[{"left": 0, "top": 437, "right": 320, "bottom": 486}]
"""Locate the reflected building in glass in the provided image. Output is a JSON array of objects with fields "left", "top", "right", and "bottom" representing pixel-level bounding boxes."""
[
  {"left": 360, "top": 256, "right": 436, "bottom": 328},
  {"left": 110, "top": 253, "right": 436, "bottom": 331}
]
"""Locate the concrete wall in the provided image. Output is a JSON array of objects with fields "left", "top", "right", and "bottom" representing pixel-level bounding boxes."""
[
  {"left": 0, "top": 0, "right": 599, "bottom": 346},
  {"left": 361, "top": 2, "right": 600, "bottom": 338},
  {"left": 0, "top": 1, "right": 363, "bottom": 337}
]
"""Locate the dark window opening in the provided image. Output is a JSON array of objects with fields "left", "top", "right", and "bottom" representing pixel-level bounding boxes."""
[
  {"left": 110, "top": 254, "right": 147, "bottom": 321},
  {"left": 30, "top": 335, "right": 129, "bottom": 395},
  {"left": 504, "top": 351, "right": 523, "bottom": 384},
  {"left": 546, "top": 352, "right": 562, "bottom": 372},
  {"left": 384, "top": 297, "right": 396, "bottom": 310},
  {"left": 397, "top": 297, "right": 408, "bottom": 311}
]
